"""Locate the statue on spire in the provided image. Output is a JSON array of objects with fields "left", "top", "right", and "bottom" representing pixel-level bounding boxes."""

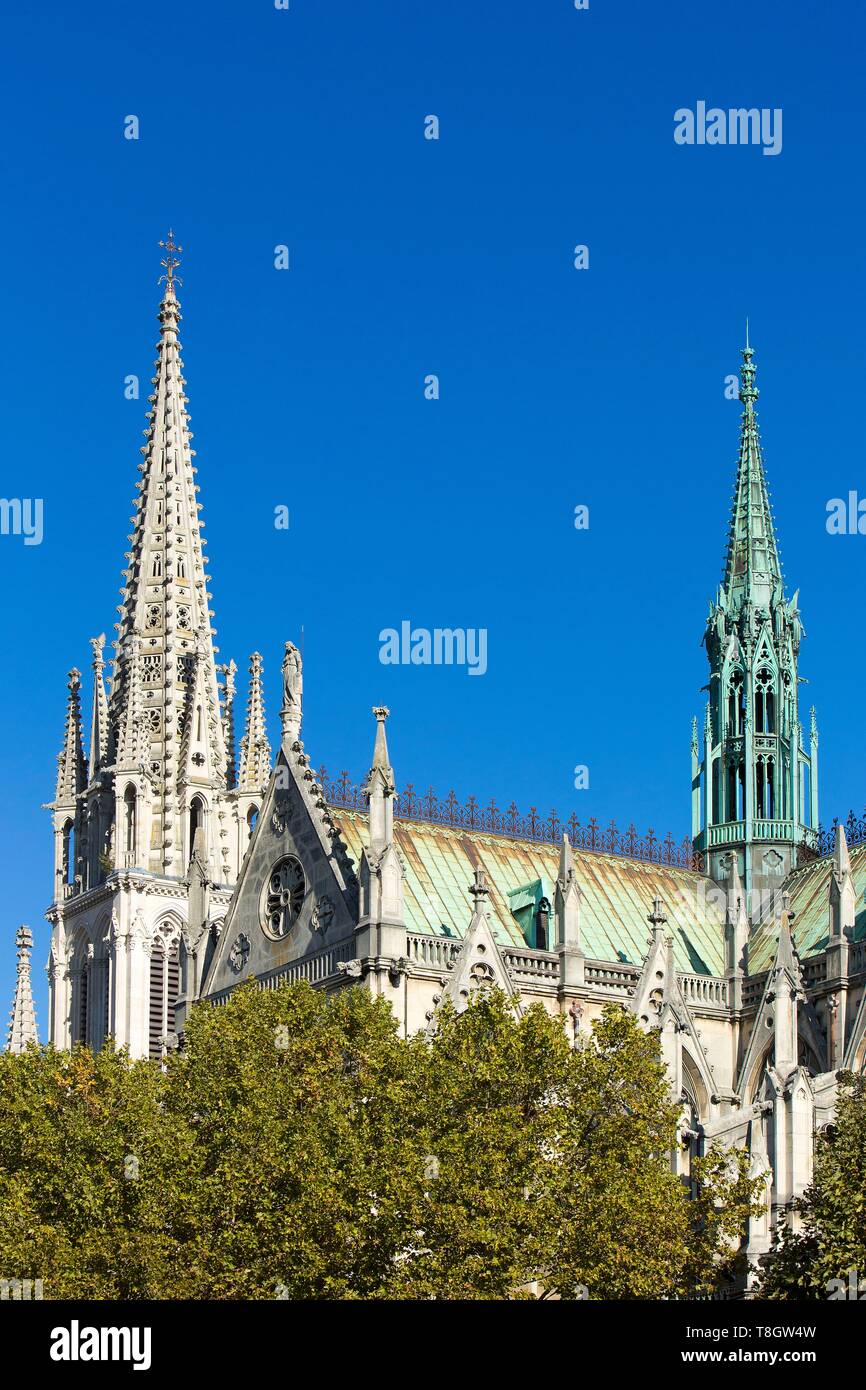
[{"left": 279, "top": 641, "right": 303, "bottom": 745}]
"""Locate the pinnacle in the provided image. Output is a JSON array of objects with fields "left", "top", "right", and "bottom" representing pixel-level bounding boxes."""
[{"left": 7, "top": 925, "right": 38, "bottom": 1052}]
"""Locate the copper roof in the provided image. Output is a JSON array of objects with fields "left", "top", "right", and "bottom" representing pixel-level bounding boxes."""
[{"left": 333, "top": 810, "right": 727, "bottom": 975}]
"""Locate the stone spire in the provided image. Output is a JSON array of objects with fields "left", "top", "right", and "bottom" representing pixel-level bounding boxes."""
[
  {"left": 555, "top": 833, "right": 584, "bottom": 989},
  {"left": 87, "top": 635, "right": 110, "bottom": 782},
  {"left": 695, "top": 335, "right": 817, "bottom": 896},
  {"left": 108, "top": 233, "right": 227, "bottom": 873},
  {"left": 829, "top": 823, "right": 855, "bottom": 940},
  {"left": 357, "top": 706, "right": 405, "bottom": 960},
  {"left": 54, "top": 668, "right": 86, "bottom": 804},
  {"left": 238, "top": 652, "right": 272, "bottom": 792},
  {"left": 220, "top": 660, "right": 238, "bottom": 790},
  {"left": 7, "top": 926, "right": 38, "bottom": 1052},
  {"left": 116, "top": 635, "right": 147, "bottom": 770},
  {"left": 365, "top": 706, "right": 395, "bottom": 852},
  {"left": 724, "top": 852, "right": 750, "bottom": 976},
  {"left": 771, "top": 897, "right": 802, "bottom": 1076},
  {"left": 721, "top": 334, "right": 783, "bottom": 616}
]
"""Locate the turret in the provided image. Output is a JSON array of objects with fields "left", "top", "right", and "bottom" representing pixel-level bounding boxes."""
[{"left": 693, "top": 331, "right": 818, "bottom": 897}]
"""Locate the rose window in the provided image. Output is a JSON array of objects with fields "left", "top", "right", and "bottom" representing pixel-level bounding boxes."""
[{"left": 262, "top": 857, "right": 305, "bottom": 939}]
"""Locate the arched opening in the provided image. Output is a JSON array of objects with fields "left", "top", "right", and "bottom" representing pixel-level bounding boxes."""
[
  {"left": 726, "top": 758, "right": 746, "bottom": 822},
  {"left": 149, "top": 932, "right": 181, "bottom": 1059},
  {"left": 189, "top": 796, "right": 204, "bottom": 853},
  {"left": 247, "top": 804, "right": 259, "bottom": 836},
  {"left": 124, "top": 786, "right": 137, "bottom": 860},
  {"left": 755, "top": 756, "right": 776, "bottom": 820},
  {"left": 727, "top": 671, "right": 744, "bottom": 737},
  {"left": 755, "top": 668, "right": 775, "bottom": 734},
  {"left": 62, "top": 819, "right": 74, "bottom": 885},
  {"left": 72, "top": 937, "right": 90, "bottom": 1046}
]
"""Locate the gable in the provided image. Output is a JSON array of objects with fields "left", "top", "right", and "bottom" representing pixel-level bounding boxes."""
[
  {"left": 749, "top": 841, "right": 866, "bottom": 972},
  {"left": 201, "top": 748, "right": 358, "bottom": 997}
]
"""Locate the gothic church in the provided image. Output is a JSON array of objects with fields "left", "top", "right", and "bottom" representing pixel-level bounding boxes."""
[{"left": 8, "top": 243, "right": 866, "bottom": 1272}]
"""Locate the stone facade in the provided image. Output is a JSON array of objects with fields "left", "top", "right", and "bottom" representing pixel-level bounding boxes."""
[{"left": 10, "top": 250, "right": 866, "bottom": 1275}]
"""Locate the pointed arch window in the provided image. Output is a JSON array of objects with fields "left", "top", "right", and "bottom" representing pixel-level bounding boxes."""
[
  {"left": 72, "top": 940, "right": 90, "bottom": 1046},
  {"left": 189, "top": 796, "right": 204, "bottom": 854},
  {"left": 87, "top": 802, "right": 99, "bottom": 887},
  {"left": 727, "top": 671, "right": 745, "bottom": 737},
  {"left": 123, "top": 786, "right": 137, "bottom": 859},
  {"left": 247, "top": 805, "right": 259, "bottom": 836},
  {"left": 77, "top": 966, "right": 88, "bottom": 1045},
  {"left": 755, "top": 755, "right": 776, "bottom": 819},
  {"left": 148, "top": 934, "right": 180, "bottom": 1058},
  {"left": 151, "top": 553, "right": 163, "bottom": 579},
  {"left": 727, "top": 758, "right": 746, "bottom": 822},
  {"left": 177, "top": 553, "right": 187, "bottom": 580},
  {"left": 62, "top": 818, "right": 74, "bottom": 885},
  {"left": 755, "top": 667, "right": 776, "bottom": 733}
]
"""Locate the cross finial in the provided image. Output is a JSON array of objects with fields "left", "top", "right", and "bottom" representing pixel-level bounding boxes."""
[
  {"left": 469, "top": 868, "right": 489, "bottom": 906},
  {"left": 159, "top": 229, "right": 183, "bottom": 288}
]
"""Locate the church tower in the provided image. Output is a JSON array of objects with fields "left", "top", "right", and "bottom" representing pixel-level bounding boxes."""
[
  {"left": 45, "top": 236, "right": 259, "bottom": 1057},
  {"left": 693, "top": 333, "right": 819, "bottom": 903}
]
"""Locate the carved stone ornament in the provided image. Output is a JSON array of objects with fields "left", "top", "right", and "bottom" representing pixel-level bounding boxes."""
[
  {"left": 229, "top": 933, "right": 251, "bottom": 973},
  {"left": 311, "top": 894, "right": 335, "bottom": 932},
  {"left": 271, "top": 796, "right": 290, "bottom": 836}
]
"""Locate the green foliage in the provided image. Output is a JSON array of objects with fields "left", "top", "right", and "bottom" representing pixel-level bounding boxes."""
[
  {"left": 0, "top": 1044, "right": 193, "bottom": 1298},
  {"left": 0, "top": 985, "right": 762, "bottom": 1299},
  {"left": 759, "top": 1072, "right": 866, "bottom": 1299}
]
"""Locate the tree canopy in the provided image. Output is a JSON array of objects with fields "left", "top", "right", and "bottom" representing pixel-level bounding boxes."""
[
  {"left": 0, "top": 983, "right": 762, "bottom": 1299},
  {"left": 759, "top": 1072, "right": 866, "bottom": 1299}
]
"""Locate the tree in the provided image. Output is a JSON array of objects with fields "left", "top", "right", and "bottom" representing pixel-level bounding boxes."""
[
  {"left": 759, "top": 1072, "right": 866, "bottom": 1299},
  {"left": 0, "top": 1044, "right": 193, "bottom": 1298},
  {"left": 0, "top": 983, "right": 763, "bottom": 1299}
]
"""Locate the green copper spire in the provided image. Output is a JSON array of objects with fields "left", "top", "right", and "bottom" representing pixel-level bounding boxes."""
[
  {"left": 694, "top": 336, "right": 818, "bottom": 899},
  {"left": 720, "top": 336, "right": 783, "bottom": 616}
]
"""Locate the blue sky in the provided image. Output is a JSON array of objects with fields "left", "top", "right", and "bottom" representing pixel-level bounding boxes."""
[{"left": 1, "top": 0, "right": 864, "bottom": 1022}]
